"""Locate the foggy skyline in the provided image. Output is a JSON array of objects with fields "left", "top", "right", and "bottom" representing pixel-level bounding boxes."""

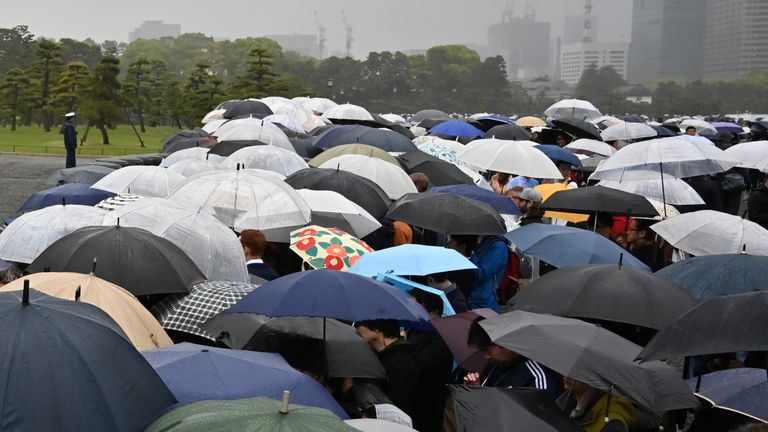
[{"left": 2, "top": 0, "right": 632, "bottom": 57}]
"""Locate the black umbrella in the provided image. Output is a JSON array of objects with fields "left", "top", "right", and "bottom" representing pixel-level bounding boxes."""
[
  {"left": 45, "top": 165, "right": 116, "bottom": 186},
  {"left": 413, "top": 109, "right": 450, "bottom": 123},
  {"left": 0, "top": 284, "right": 176, "bottom": 431},
  {"left": 396, "top": 151, "right": 474, "bottom": 187},
  {"left": 163, "top": 136, "right": 217, "bottom": 155},
  {"left": 223, "top": 100, "right": 273, "bottom": 119},
  {"left": 552, "top": 118, "right": 603, "bottom": 140},
  {"left": 484, "top": 123, "right": 532, "bottom": 140},
  {"left": 203, "top": 314, "right": 386, "bottom": 379},
  {"left": 510, "top": 263, "right": 697, "bottom": 330},
  {"left": 541, "top": 185, "right": 660, "bottom": 217},
  {"left": 208, "top": 139, "right": 269, "bottom": 157},
  {"left": 386, "top": 192, "right": 506, "bottom": 235},
  {"left": 285, "top": 168, "right": 392, "bottom": 220},
  {"left": 637, "top": 291, "right": 768, "bottom": 362},
  {"left": 448, "top": 386, "right": 581, "bottom": 432},
  {"left": 654, "top": 254, "right": 768, "bottom": 300},
  {"left": 289, "top": 137, "right": 323, "bottom": 159},
  {"left": 313, "top": 124, "right": 417, "bottom": 152},
  {"left": 27, "top": 225, "right": 205, "bottom": 297}
]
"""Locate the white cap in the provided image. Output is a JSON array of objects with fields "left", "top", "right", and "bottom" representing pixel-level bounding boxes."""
[{"left": 64, "top": 112, "right": 76, "bottom": 117}]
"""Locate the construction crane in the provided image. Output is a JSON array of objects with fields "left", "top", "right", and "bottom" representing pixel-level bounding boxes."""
[
  {"left": 341, "top": 10, "right": 354, "bottom": 58},
  {"left": 314, "top": 11, "right": 327, "bottom": 60}
]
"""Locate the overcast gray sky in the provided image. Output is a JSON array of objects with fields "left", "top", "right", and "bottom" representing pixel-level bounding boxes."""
[{"left": 2, "top": 0, "right": 632, "bottom": 57}]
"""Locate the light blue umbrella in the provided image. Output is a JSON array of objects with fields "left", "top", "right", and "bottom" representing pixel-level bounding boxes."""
[
  {"left": 349, "top": 244, "right": 477, "bottom": 277},
  {"left": 374, "top": 273, "right": 456, "bottom": 316}
]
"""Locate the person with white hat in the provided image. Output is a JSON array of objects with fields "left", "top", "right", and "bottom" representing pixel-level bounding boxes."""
[{"left": 63, "top": 112, "right": 77, "bottom": 167}]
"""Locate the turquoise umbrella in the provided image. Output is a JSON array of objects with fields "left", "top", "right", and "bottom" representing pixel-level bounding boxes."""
[{"left": 349, "top": 244, "right": 476, "bottom": 278}]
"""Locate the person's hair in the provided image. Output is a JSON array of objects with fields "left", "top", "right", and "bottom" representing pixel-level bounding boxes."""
[
  {"left": 685, "top": 126, "right": 697, "bottom": 133},
  {"left": 410, "top": 288, "right": 444, "bottom": 316},
  {"left": 239, "top": 229, "right": 268, "bottom": 257},
  {"left": 730, "top": 424, "right": 768, "bottom": 432},
  {"left": 359, "top": 319, "right": 401, "bottom": 339},
  {"left": 467, "top": 317, "right": 494, "bottom": 349},
  {"left": 587, "top": 212, "right": 614, "bottom": 230},
  {"left": 409, "top": 172, "right": 430, "bottom": 192},
  {"left": 427, "top": 272, "right": 449, "bottom": 283},
  {"left": 504, "top": 186, "right": 524, "bottom": 198},
  {"left": 450, "top": 234, "right": 478, "bottom": 255},
  {"left": 633, "top": 219, "right": 655, "bottom": 240},
  {"left": 0, "top": 266, "right": 22, "bottom": 284}
]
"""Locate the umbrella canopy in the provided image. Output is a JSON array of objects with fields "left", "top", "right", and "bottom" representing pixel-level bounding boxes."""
[
  {"left": 551, "top": 118, "right": 602, "bottom": 140},
  {"left": 373, "top": 273, "right": 456, "bottom": 316},
  {"left": 143, "top": 344, "right": 347, "bottom": 418},
  {"left": 651, "top": 210, "right": 768, "bottom": 256},
  {"left": 600, "top": 123, "right": 658, "bottom": 142},
  {"left": 448, "top": 386, "right": 582, "bottom": 432},
  {"left": 319, "top": 154, "right": 417, "bottom": 200},
  {"left": 458, "top": 139, "right": 563, "bottom": 179},
  {"left": 540, "top": 185, "right": 659, "bottom": 217},
  {"left": 396, "top": 151, "right": 474, "bottom": 187},
  {"left": 259, "top": 96, "right": 291, "bottom": 111},
  {"left": 167, "top": 158, "right": 224, "bottom": 177},
  {"left": 386, "top": 192, "right": 507, "bottom": 235},
  {"left": 275, "top": 102, "right": 327, "bottom": 132},
  {"left": 223, "top": 268, "right": 431, "bottom": 324},
  {"left": 213, "top": 117, "right": 293, "bottom": 150},
  {"left": 285, "top": 168, "right": 392, "bottom": 220},
  {"left": 94, "top": 192, "right": 142, "bottom": 212},
  {"left": 322, "top": 103, "right": 374, "bottom": 122},
  {"left": 416, "top": 137, "right": 467, "bottom": 164},
  {"left": 484, "top": 123, "right": 532, "bottom": 140},
  {"left": 504, "top": 224, "right": 650, "bottom": 270},
  {"left": 638, "top": 291, "right": 768, "bottom": 362},
  {"left": 265, "top": 113, "right": 306, "bottom": 134},
  {"left": 379, "top": 113, "right": 406, "bottom": 124},
  {"left": 349, "top": 244, "right": 476, "bottom": 277},
  {"left": 146, "top": 397, "right": 355, "bottom": 432},
  {"left": 431, "top": 309, "right": 498, "bottom": 372},
  {"left": 644, "top": 198, "right": 681, "bottom": 220},
  {"left": 412, "top": 109, "right": 450, "bottom": 123},
  {"left": 711, "top": 122, "right": 746, "bottom": 134},
  {"left": 516, "top": 116, "right": 547, "bottom": 128},
  {"left": 152, "top": 281, "right": 259, "bottom": 340},
  {"left": 289, "top": 226, "right": 372, "bottom": 271},
  {"left": 679, "top": 118, "right": 718, "bottom": 135},
  {"left": 535, "top": 183, "right": 589, "bottom": 223},
  {"left": 202, "top": 108, "right": 226, "bottom": 124},
  {"left": 223, "top": 145, "right": 309, "bottom": 176},
  {"left": 0, "top": 287, "right": 176, "bottom": 431},
  {"left": 544, "top": 99, "right": 602, "bottom": 120},
  {"left": 534, "top": 144, "right": 583, "bottom": 167},
  {"left": 103, "top": 198, "right": 249, "bottom": 282},
  {"left": 510, "top": 264, "right": 696, "bottom": 329},
  {"left": 431, "top": 184, "right": 521, "bottom": 215},
  {"left": 429, "top": 120, "right": 484, "bottom": 138},
  {"left": 303, "top": 97, "right": 338, "bottom": 115},
  {"left": 309, "top": 143, "right": 400, "bottom": 168},
  {"left": 162, "top": 128, "right": 212, "bottom": 153},
  {"left": 45, "top": 164, "right": 116, "bottom": 186},
  {"left": 223, "top": 99, "right": 274, "bottom": 119},
  {"left": 597, "top": 176, "right": 705, "bottom": 206},
  {"left": 565, "top": 139, "right": 615, "bottom": 157},
  {"left": 0, "top": 272, "right": 173, "bottom": 351},
  {"left": 27, "top": 225, "right": 205, "bottom": 297},
  {"left": 18, "top": 183, "right": 115, "bottom": 212},
  {"left": 313, "top": 125, "right": 417, "bottom": 152},
  {"left": 160, "top": 147, "right": 224, "bottom": 168},
  {"left": 0, "top": 204, "right": 106, "bottom": 264},
  {"left": 655, "top": 253, "right": 768, "bottom": 300},
  {"left": 687, "top": 368, "right": 768, "bottom": 422},
  {"left": 481, "top": 311, "right": 698, "bottom": 412},
  {"left": 296, "top": 189, "right": 381, "bottom": 238},
  {"left": 723, "top": 140, "right": 768, "bottom": 172},
  {"left": 91, "top": 166, "right": 185, "bottom": 198},
  {"left": 345, "top": 419, "right": 417, "bottom": 432}
]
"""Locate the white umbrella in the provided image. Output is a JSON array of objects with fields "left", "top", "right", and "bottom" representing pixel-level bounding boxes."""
[
  {"left": 167, "top": 159, "right": 225, "bottom": 177},
  {"left": 678, "top": 134, "right": 716, "bottom": 146},
  {"left": 0, "top": 205, "right": 106, "bottom": 263},
  {"left": 544, "top": 99, "right": 602, "bottom": 120},
  {"left": 258, "top": 96, "right": 291, "bottom": 111},
  {"left": 201, "top": 119, "right": 228, "bottom": 134},
  {"left": 296, "top": 189, "right": 381, "bottom": 238},
  {"left": 345, "top": 419, "right": 417, "bottom": 432},
  {"left": 302, "top": 97, "right": 337, "bottom": 115},
  {"left": 679, "top": 119, "right": 718, "bottom": 135},
  {"left": 103, "top": 198, "right": 249, "bottom": 283},
  {"left": 643, "top": 198, "right": 681, "bottom": 220},
  {"left": 201, "top": 108, "right": 226, "bottom": 124},
  {"left": 223, "top": 146, "right": 309, "bottom": 176},
  {"left": 213, "top": 117, "right": 294, "bottom": 151},
  {"left": 95, "top": 193, "right": 143, "bottom": 212},
  {"left": 651, "top": 210, "right": 768, "bottom": 256},
  {"left": 274, "top": 102, "right": 325, "bottom": 132},
  {"left": 565, "top": 139, "right": 615, "bottom": 157},
  {"left": 169, "top": 169, "right": 310, "bottom": 231},
  {"left": 724, "top": 140, "right": 768, "bottom": 172},
  {"left": 600, "top": 123, "right": 657, "bottom": 142},
  {"left": 598, "top": 175, "right": 705, "bottom": 205},
  {"left": 264, "top": 114, "right": 305, "bottom": 134},
  {"left": 322, "top": 103, "right": 374, "bottom": 122},
  {"left": 319, "top": 154, "right": 417, "bottom": 199},
  {"left": 380, "top": 113, "right": 407, "bottom": 124},
  {"left": 456, "top": 165, "right": 494, "bottom": 191},
  {"left": 160, "top": 147, "right": 223, "bottom": 168},
  {"left": 458, "top": 138, "right": 563, "bottom": 179},
  {"left": 91, "top": 166, "right": 185, "bottom": 198},
  {"left": 590, "top": 115, "right": 624, "bottom": 128}
]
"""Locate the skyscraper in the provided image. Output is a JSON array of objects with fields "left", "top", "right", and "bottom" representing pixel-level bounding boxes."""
[
  {"left": 487, "top": 12, "right": 551, "bottom": 79},
  {"left": 703, "top": 0, "right": 768, "bottom": 79},
  {"left": 128, "top": 21, "right": 181, "bottom": 43}
]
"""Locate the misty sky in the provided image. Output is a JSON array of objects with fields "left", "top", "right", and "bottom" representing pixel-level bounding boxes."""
[{"left": 2, "top": 0, "right": 632, "bottom": 57}]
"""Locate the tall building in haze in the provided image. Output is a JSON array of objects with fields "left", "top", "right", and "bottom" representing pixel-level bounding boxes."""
[
  {"left": 487, "top": 9, "right": 551, "bottom": 79},
  {"left": 129, "top": 21, "right": 181, "bottom": 42},
  {"left": 703, "top": 0, "right": 768, "bottom": 79}
]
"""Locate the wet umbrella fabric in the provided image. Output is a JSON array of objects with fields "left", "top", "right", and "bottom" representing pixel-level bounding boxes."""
[
  {"left": 223, "top": 145, "right": 309, "bottom": 176},
  {"left": 308, "top": 143, "right": 400, "bottom": 168},
  {"left": 540, "top": 185, "right": 659, "bottom": 217},
  {"left": 412, "top": 109, "right": 450, "bottom": 123},
  {"left": 510, "top": 264, "right": 696, "bottom": 329},
  {"left": 45, "top": 164, "right": 115, "bottom": 186},
  {"left": 19, "top": 183, "right": 115, "bottom": 212},
  {"left": 295, "top": 189, "right": 382, "bottom": 238},
  {"left": 564, "top": 139, "right": 615, "bottom": 157},
  {"left": 600, "top": 123, "right": 658, "bottom": 142},
  {"left": 650, "top": 210, "right": 768, "bottom": 256},
  {"left": 431, "top": 184, "right": 521, "bottom": 215},
  {"left": 458, "top": 139, "right": 563, "bottom": 179},
  {"left": 318, "top": 154, "right": 418, "bottom": 200},
  {"left": 143, "top": 343, "right": 347, "bottom": 418},
  {"left": 544, "top": 99, "right": 601, "bottom": 120},
  {"left": 27, "top": 225, "right": 205, "bottom": 297},
  {"left": 313, "top": 125, "right": 417, "bottom": 152},
  {"left": 723, "top": 140, "right": 768, "bottom": 172},
  {"left": 431, "top": 309, "right": 498, "bottom": 372},
  {"left": 429, "top": 120, "right": 484, "bottom": 138},
  {"left": 348, "top": 244, "right": 477, "bottom": 277},
  {"left": 637, "top": 291, "right": 768, "bottom": 362},
  {"left": 0, "top": 288, "right": 176, "bottom": 431},
  {"left": 655, "top": 254, "right": 768, "bottom": 300},
  {"left": 91, "top": 166, "right": 185, "bottom": 198},
  {"left": 551, "top": 118, "right": 602, "bottom": 140},
  {"left": 597, "top": 176, "right": 705, "bottom": 206},
  {"left": 160, "top": 147, "right": 224, "bottom": 168},
  {"left": 208, "top": 139, "right": 270, "bottom": 157},
  {"left": 223, "top": 99, "right": 274, "bottom": 119},
  {"left": 534, "top": 144, "right": 583, "bottom": 167},
  {"left": 686, "top": 368, "right": 768, "bottom": 422},
  {"left": 396, "top": 151, "right": 474, "bottom": 187},
  {"left": 386, "top": 192, "right": 507, "bottom": 235},
  {"left": 448, "top": 386, "right": 582, "bottom": 432}
]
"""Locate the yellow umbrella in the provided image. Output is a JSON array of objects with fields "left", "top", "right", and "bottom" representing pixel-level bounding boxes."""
[
  {"left": 535, "top": 183, "right": 589, "bottom": 223},
  {"left": 290, "top": 225, "right": 373, "bottom": 271},
  {"left": 308, "top": 144, "right": 400, "bottom": 168},
  {"left": 516, "top": 116, "right": 547, "bottom": 128},
  {"left": 1, "top": 272, "right": 173, "bottom": 351}
]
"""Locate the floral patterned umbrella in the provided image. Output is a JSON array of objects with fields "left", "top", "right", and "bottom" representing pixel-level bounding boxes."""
[{"left": 290, "top": 225, "right": 373, "bottom": 271}]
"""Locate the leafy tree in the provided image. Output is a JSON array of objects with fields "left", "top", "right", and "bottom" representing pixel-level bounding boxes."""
[
  {"left": 123, "top": 57, "right": 151, "bottom": 132},
  {"left": 211, "top": 37, "right": 282, "bottom": 81},
  {"left": 184, "top": 61, "right": 224, "bottom": 127},
  {"left": 50, "top": 60, "right": 91, "bottom": 115},
  {"left": 0, "top": 25, "right": 37, "bottom": 77},
  {"left": 59, "top": 38, "right": 102, "bottom": 69},
  {"left": 81, "top": 56, "right": 122, "bottom": 144},
  {"left": 0, "top": 68, "right": 31, "bottom": 130},
  {"left": 30, "top": 38, "right": 63, "bottom": 131},
  {"left": 229, "top": 48, "right": 278, "bottom": 98}
]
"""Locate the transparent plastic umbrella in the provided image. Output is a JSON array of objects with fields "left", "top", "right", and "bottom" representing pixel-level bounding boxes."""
[
  {"left": 598, "top": 175, "right": 705, "bottom": 205},
  {"left": 160, "top": 147, "right": 223, "bottom": 168},
  {"left": 564, "top": 139, "right": 616, "bottom": 157},
  {"left": 303, "top": 97, "right": 338, "bottom": 115},
  {"left": 321, "top": 103, "right": 373, "bottom": 122},
  {"left": 652, "top": 210, "right": 768, "bottom": 256},
  {"left": 213, "top": 117, "right": 294, "bottom": 151},
  {"left": 458, "top": 139, "right": 563, "bottom": 179},
  {"left": 91, "top": 166, "right": 185, "bottom": 198},
  {"left": 724, "top": 140, "right": 768, "bottom": 172},
  {"left": 296, "top": 189, "right": 381, "bottom": 238},
  {"left": 224, "top": 145, "right": 309, "bottom": 177},
  {"left": 318, "top": 154, "right": 417, "bottom": 200},
  {"left": 544, "top": 99, "right": 602, "bottom": 120},
  {"left": 600, "top": 123, "right": 657, "bottom": 142},
  {"left": 167, "top": 159, "right": 225, "bottom": 177}
]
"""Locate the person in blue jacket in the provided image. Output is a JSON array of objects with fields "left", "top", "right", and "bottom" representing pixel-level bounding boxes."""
[
  {"left": 63, "top": 112, "right": 77, "bottom": 168},
  {"left": 449, "top": 234, "right": 507, "bottom": 312}
]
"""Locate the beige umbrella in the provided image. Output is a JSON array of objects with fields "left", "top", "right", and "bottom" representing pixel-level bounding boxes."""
[
  {"left": 308, "top": 143, "right": 400, "bottom": 167},
  {"left": 1, "top": 272, "right": 173, "bottom": 351},
  {"left": 515, "top": 116, "right": 547, "bottom": 128}
]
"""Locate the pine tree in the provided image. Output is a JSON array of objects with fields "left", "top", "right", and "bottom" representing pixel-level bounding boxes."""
[
  {"left": 0, "top": 68, "right": 31, "bottom": 131},
  {"left": 81, "top": 56, "right": 122, "bottom": 144}
]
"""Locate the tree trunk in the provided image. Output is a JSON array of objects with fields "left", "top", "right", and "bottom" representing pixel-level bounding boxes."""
[
  {"left": 10, "top": 89, "right": 18, "bottom": 131},
  {"left": 98, "top": 124, "right": 110, "bottom": 144},
  {"left": 138, "top": 109, "right": 146, "bottom": 133}
]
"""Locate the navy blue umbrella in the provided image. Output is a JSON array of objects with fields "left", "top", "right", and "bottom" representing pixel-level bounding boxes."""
[
  {"left": 655, "top": 254, "right": 768, "bottom": 300},
  {"left": 534, "top": 145, "right": 583, "bottom": 168},
  {"left": 431, "top": 184, "right": 521, "bottom": 215},
  {"left": 18, "top": 183, "right": 115, "bottom": 212},
  {"left": 650, "top": 125, "right": 675, "bottom": 137},
  {"left": 686, "top": 368, "right": 768, "bottom": 422},
  {"left": 313, "top": 124, "right": 417, "bottom": 152},
  {"left": 504, "top": 224, "right": 650, "bottom": 270},
  {"left": 0, "top": 284, "right": 176, "bottom": 431},
  {"left": 143, "top": 343, "right": 348, "bottom": 418},
  {"left": 224, "top": 269, "right": 431, "bottom": 325},
  {"left": 429, "top": 120, "right": 484, "bottom": 138}
]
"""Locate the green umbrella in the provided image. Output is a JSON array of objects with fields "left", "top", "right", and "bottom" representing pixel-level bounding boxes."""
[
  {"left": 308, "top": 144, "right": 400, "bottom": 167},
  {"left": 146, "top": 396, "right": 357, "bottom": 432}
]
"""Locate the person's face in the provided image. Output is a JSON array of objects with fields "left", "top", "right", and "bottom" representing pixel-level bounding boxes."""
[
  {"left": 558, "top": 164, "right": 571, "bottom": 180},
  {"left": 481, "top": 345, "right": 518, "bottom": 365},
  {"left": 509, "top": 193, "right": 522, "bottom": 208},
  {"left": 519, "top": 199, "right": 531, "bottom": 213},
  {"left": 686, "top": 128, "right": 697, "bottom": 136},
  {"left": 626, "top": 221, "right": 643, "bottom": 244},
  {"left": 356, "top": 324, "right": 378, "bottom": 344},
  {"left": 556, "top": 135, "right": 568, "bottom": 147},
  {"left": 447, "top": 236, "right": 468, "bottom": 256}
]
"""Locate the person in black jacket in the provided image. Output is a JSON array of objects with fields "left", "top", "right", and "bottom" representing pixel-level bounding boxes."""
[
  {"left": 63, "top": 112, "right": 77, "bottom": 168},
  {"left": 239, "top": 229, "right": 279, "bottom": 281},
  {"left": 748, "top": 176, "right": 768, "bottom": 229}
]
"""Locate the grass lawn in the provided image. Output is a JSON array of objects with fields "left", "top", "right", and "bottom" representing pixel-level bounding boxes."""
[{"left": 0, "top": 125, "right": 180, "bottom": 156}]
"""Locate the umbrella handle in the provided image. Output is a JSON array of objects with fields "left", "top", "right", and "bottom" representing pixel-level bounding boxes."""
[
  {"left": 604, "top": 385, "right": 614, "bottom": 424},
  {"left": 22, "top": 279, "right": 30, "bottom": 306},
  {"left": 279, "top": 390, "right": 291, "bottom": 414}
]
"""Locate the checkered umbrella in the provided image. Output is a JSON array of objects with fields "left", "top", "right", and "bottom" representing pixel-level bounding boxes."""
[{"left": 151, "top": 281, "right": 260, "bottom": 340}]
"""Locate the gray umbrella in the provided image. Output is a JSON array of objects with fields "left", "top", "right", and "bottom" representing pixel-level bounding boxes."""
[
  {"left": 45, "top": 165, "right": 115, "bottom": 186},
  {"left": 480, "top": 311, "right": 698, "bottom": 412}
]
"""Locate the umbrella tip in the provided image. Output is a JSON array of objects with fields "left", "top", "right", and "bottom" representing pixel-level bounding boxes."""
[
  {"left": 741, "top": 244, "right": 747, "bottom": 255},
  {"left": 279, "top": 390, "right": 291, "bottom": 414},
  {"left": 22, "top": 279, "right": 30, "bottom": 306},
  {"left": 91, "top": 256, "right": 97, "bottom": 275},
  {"left": 75, "top": 285, "right": 81, "bottom": 302},
  {"left": 62, "top": 197, "right": 66, "bottom": 206},
  {"left": 618, "top": 253, "right": 624, "bottom": 268}
]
